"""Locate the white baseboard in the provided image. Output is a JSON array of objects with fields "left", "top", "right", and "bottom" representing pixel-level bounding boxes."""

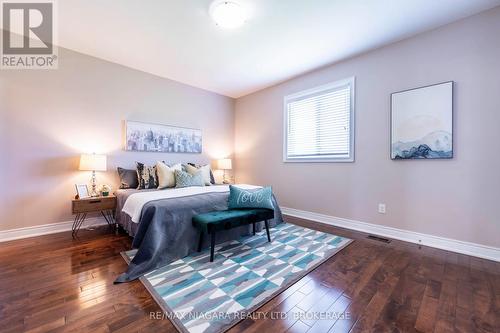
[
  {"left": 0, "top": 217, "right": 109, "bottom": 242},
  {"left": 282, "top": 207, "right": 500, "bottom": 262},
  {"left": 2, "top": 208, "right": 497, "bottom": 262}
]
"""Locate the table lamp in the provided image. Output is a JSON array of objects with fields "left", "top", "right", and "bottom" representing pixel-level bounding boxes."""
[
  {"left": 216, "top": 158, "right": 232, "bottom": 184},
  {"left": 79, "top": 153, "right": 107, "bottom": 197}
]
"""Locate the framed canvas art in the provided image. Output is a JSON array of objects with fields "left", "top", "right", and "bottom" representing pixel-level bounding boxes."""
[
  {"left": 125, "top": 121, "right": 202, "bottom": 153},
  {"left": 391, "top": 81, "right": 453, "bottom": 159}
]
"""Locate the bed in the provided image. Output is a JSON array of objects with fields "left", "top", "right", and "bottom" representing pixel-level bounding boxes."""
[{"left": 114, "top": 185, "right": 283, "bottom": 283}]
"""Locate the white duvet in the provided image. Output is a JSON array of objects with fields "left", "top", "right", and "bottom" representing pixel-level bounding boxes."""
[{"left": 122, "top": 184, "right": 261, "bottom": 223}]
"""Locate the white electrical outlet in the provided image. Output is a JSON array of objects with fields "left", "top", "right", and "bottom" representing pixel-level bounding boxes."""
[{"left": 378, "top": 203, "right": 386, "bottom": 214}]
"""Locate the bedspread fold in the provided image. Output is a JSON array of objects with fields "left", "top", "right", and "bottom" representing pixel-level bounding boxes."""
[{"left": 115, "top": 191, "right": 283, "bottom": 283}]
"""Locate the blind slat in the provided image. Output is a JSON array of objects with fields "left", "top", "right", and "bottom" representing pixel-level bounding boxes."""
[{"left": 286, "top": 81, "right": 352, "bottom": 159}]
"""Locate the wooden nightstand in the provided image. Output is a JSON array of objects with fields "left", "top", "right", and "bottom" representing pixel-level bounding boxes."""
[{"left": 71, "top": 195, "right": 117, "bottom": 238}]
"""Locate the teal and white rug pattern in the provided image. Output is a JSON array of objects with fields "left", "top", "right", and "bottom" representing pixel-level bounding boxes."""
[{"left": 122, "top": 223, "right": 352, "bottom": 333}]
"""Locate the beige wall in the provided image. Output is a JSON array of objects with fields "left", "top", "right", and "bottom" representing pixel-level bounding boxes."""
[
  {"left": 1, "top": 8, "right": 499, "bottom": 247},
  {"left": 234, "top": 8, "right": 500, "bottom": 247},
  {"left": 0, "top": 48, "right": 234, "bottom": 231}
]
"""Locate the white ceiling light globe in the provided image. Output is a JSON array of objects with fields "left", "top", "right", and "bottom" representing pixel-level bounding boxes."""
[{"left": 210, "top": 1, "right": 247, "bottom": 29}]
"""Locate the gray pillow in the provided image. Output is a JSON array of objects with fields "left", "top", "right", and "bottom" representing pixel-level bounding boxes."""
[
  {"left": 174, "top": 169, "right": 204, "bottom": 188},
  {"left": 187, "top": 163, "right": 215, "bottom": 184},
  {"left": 117, "top": 167, "right": 139, "bottom": 189}
]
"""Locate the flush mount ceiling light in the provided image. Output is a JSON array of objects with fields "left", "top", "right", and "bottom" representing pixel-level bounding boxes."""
[{"left": 209, "top": 1, "right": 247, "bottom": 29}]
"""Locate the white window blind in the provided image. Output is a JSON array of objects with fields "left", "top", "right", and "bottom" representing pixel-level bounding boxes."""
[{"left": 284, "top": 77, "right": 355, "bottom": 162}]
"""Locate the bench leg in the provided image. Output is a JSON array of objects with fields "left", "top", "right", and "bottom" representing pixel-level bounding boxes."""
[
  {"left": 253, "top": 222, "right": 256, "bottom": 236},
  {"left": 210, "top": 231, "right": 216, "bottom": 262},
  {"left": 264, "top": 220, "right": 271, "bottom": 242},
  {"left": 198, "top": 232, "right": 203, "bottom": 252}
]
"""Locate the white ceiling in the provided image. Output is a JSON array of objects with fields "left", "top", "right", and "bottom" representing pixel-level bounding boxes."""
[{"left": 56, "top": 0, "right": 500, "bottom": 98}]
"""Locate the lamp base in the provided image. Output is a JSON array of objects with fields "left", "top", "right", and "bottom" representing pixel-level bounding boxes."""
[
  {"left": 90, "top": 170, "right": 99, "bottom": 197},
  {"left": 222, "top": 170, "right": 233, "bottom": 184}
]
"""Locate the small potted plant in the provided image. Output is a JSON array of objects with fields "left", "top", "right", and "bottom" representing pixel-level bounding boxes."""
[{"left": 99, "top": 184, "right": 112, "bottom": 197}]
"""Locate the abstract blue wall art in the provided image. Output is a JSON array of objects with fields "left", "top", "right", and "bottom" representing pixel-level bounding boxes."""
[{"left": 391, "top": 81, "right": 453, "bottom": 159}]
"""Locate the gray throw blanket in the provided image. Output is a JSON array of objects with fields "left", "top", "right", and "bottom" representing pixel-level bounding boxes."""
[{"left": 115, "top": 192, "right": 283, "bottom": 283}]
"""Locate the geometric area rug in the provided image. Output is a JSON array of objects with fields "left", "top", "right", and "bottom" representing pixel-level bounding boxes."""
[{"left": 121, "top": 223, "right": 352, "bottom": 333}]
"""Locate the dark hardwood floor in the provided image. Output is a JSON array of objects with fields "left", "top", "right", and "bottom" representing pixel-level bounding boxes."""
[{"left": 0, "top": 216, "right": 498, "bottom": 333}]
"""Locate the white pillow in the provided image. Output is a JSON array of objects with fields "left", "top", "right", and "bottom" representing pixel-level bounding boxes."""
[
  {"left": 185, "top": 164, "right": 212, "bottom": 186},
  {"left": 156, "top": 162, "right": 182, "bottom": 189}
]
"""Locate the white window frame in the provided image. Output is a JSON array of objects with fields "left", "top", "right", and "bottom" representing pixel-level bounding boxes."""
[{"left": 283, "top": 77, "right": 355, "bottom": 163}]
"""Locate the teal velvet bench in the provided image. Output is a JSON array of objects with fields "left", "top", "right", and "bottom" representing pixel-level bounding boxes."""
[{"left": 192, "top": 208, "right": 274, "bottom": 262}]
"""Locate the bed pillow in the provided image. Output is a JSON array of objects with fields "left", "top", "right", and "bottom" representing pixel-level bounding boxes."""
[
  {"left": 174, "top": 169, "right": 204, "bottom": 188},
  {"left": 185, "top": 164, "right": 212, "bottom": 186},
  {"left": 156, "top": 162, "right": 182, "bottom": 189},
  {"left": 136, "top": 162, "right": 158, "bottom": 189},
  {"left": 117, "top": 167, "right": 139, "bottom": 189},
  {"left": 228, "top": 185, "right": 274, "bottom": 210},
  {"left": 188, "top": 163, "right": 215, "bottom": 184}
]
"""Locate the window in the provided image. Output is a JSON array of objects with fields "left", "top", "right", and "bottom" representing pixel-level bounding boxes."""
[{"left": 283, "top": 77, "right": 355, "bottom": 162}]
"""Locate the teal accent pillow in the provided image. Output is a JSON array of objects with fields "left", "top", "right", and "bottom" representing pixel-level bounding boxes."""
[
  {"left": 228, "top": 185, "right": 274, "bottom": 210},
  {"left": 174, "top": 169, "right": 204, "bottom": 188}
]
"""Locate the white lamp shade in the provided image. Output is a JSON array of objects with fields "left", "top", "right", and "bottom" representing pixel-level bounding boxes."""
[
  {"left": 216, "top": 158, "right": 232, "bottom": 170},
  {"left": 79, "top": 154, "right": 107, "bottom": 171}
]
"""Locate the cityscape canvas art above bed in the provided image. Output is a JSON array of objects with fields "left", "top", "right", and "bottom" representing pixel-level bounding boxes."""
[
  {"left": 391, "top": 81, "right": 453, "bottom": 159},
  {"left": 126, "top": 121, "right": 202, "bottom": 153}
]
